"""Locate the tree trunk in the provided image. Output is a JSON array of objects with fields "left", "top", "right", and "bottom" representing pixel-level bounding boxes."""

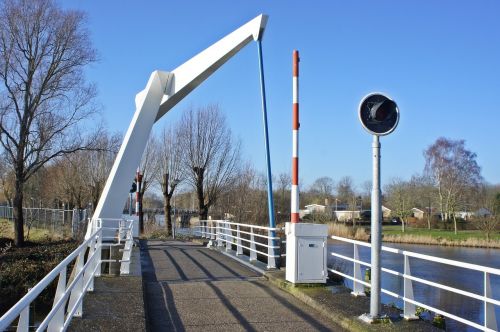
[
  {"left": 164, "top": 195, "right": 172, "bottom": 236},
  {"left": 194, "top": 167, "right": 208, "bottom": 220},
  {"left": 13, "top": 178, "right": 24, "bottom": 247},
  {"left": 453, "top": 215, "right": 458, "bottom": 235}
]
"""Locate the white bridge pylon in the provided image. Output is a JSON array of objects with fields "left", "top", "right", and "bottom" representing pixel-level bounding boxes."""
[{"left": 92, "top": 15, "right": 268, "bottom": 226}]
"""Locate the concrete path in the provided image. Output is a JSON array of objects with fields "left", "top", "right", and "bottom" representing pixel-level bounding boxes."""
[{"left": 141, "top": 240, "right": 345, "bottom": 332}]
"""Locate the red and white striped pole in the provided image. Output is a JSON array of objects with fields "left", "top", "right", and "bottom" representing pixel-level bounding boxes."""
[
  {"left": 291, "top": 50, "right": 300, "bottom": 223},
  {"left": 135, "top": 168, "right": 141, "bottom": 216}
]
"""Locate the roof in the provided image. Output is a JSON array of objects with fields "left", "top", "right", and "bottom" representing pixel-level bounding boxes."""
[{"left": 305, "top": 204, "right": 326, "bottom": 208}]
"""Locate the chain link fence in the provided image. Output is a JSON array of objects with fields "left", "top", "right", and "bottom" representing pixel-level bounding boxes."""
[{"left": 0, "top": 206, "right": 89, "bottom": 239}]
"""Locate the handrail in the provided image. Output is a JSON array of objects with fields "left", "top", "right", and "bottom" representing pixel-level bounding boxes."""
[
  {"left": 0, "top": 217, "right": 135, "bottom": 331},
  {"left": 193, "top": 220, "right": 284, "bottom": 269},
  {"left": 329, "top": 235, "right": 499, "bottom": 331},
  {"left": 200, "top": 219, "right": 282, "bottom": 231},
  {"left": 0, "top": 229, "right": 101, "bottom": 330}
]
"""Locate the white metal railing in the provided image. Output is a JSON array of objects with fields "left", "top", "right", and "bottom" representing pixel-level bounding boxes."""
[
  {"left": 194, "top": 220, "right": 282, "bottom": 269},
  {"left": 329, "top": 235, "right": 499, "bottom": 332},
  {"left": 0, "top": 218, "right": 134, "bottom": 331},
  {"left": 0, "top": 229, "right": 102, "bottom": 331}
]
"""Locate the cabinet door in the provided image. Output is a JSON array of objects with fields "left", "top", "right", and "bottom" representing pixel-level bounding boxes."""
[{"left": 297, "top": 237, "right": 324, "bottom": 281}]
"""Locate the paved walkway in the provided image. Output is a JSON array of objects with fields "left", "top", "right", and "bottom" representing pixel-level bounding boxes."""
[{"left": 141, "top": 240, "right": 345, "bottom": 332}]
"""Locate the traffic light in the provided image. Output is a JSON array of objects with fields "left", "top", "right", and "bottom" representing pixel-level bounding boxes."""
[{"left": 359, "top": 93, "right": 399, "bottom": 136}]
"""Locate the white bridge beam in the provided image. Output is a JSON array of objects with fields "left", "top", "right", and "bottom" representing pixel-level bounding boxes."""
[{"left": 92, "top": 15, "right": 268, "bottom": 226}]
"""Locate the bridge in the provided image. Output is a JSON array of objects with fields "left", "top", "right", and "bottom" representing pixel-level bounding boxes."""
[
  {"left": 0, "top": 13, "right": 499, "bottom": 332},
  {"left": 1, "top": 219, "right": 497, "bottom": 331}
]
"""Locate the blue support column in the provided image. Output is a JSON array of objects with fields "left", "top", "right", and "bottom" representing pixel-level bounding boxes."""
[{"left": 257, "top": 40, "right": 277, "bottom": 267}]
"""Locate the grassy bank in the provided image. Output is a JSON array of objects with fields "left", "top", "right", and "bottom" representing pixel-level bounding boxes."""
[
  {"left": 0, "top": 219, "right": 77, "bottom": 316},
  {"left": 328, "top": 223, "right": 500, "bottom": 249},
  {"left": 0, "top": 218, "right": 67, "bottom": 242}
]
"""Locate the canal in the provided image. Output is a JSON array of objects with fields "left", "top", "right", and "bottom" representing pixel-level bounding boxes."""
[{"left": 328, "top": 241, "right": 500, "bottom": 331}]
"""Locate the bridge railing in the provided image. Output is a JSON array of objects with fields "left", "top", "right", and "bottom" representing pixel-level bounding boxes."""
[
  {"left": 329, "top": 235, "right": 499, "bottom": 332},
  {"left": 0, "top": 218, "right": 134, "bottom": 331},
  {"left": 193, "top": 220, "right": 282, "bottom": 269}
]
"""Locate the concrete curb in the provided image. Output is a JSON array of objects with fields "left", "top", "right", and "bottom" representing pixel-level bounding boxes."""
[
  {"left": 264, "top": 272, "right": 372, "bottom": 332},
  {"left": 264, "top": 271, "right": 440, "bottom": 332}
]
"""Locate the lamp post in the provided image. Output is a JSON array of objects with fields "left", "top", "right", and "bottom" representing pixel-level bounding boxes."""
[{"left": 358, "top": 93, "right": 399, "bottom": 322}]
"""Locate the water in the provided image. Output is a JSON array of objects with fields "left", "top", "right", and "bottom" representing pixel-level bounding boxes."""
[{"left": 328, "top": 241, "right": 500, "bottom": 331}]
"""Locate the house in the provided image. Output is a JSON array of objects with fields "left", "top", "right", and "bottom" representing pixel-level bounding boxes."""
[
  {"left": 382, "top": 206, "right": 392, "bottom": 219},
  {"left": 333, "top": 210, "right": 361, "bottom": 221},
  {"left": 411, "top": 207, "right": 425, "bottom": 220},
  {"left": 304, "top": 204, "right": 326, "bottom": 213},
  {"left": 454, "top": 211, "right": 474, "bottom": 220},
  {"left": 475, "top": 208, "right": 492, "bottom": 218},
  {"left": 300, "top": 204, "right": 327, "bottom": 218}
]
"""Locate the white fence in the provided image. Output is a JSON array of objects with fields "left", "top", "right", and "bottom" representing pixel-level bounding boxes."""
[
  {"left": 194, "top": 220, "right": 282, "bottom": 269},
  {"left": 0, "top": 218, "right": 134, "bottom": 331},
  {"left": 329, "top": 235, "right": 499, "bottom": 332}
]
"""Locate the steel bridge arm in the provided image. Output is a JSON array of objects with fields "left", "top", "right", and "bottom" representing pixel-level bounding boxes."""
[{"left": 92, "top": 15, "right": 268, "bottom": 224}]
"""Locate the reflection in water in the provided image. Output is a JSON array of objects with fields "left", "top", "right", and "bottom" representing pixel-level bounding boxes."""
[{"left": 328, "top": 241, "right": 500, "bottom": 331}]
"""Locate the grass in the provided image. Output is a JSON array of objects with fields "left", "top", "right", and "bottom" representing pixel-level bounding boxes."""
[
  {"left": 0, "top": 218, "right": 67, "bottom": 242},
  {"left": 383, "top": 225, "right": 500, "bottom": 241},
  {"left": 328, "top": 222, "right": 500, "bottom": 248}
]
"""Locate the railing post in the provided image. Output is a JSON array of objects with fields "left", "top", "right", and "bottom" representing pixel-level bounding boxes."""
[
  {"left": 82, "top": 240, "right": 95, "bottom": 293},
  {"left": 249, "top": 227, "right": 257, "bottom": 261},
  {"left": 226, "top": 222, "right": 232, "bottom": 252},
  {"left": 67, "top": 250, "right": 85, "bottom": 317},
  {"left": 267, "top": 229, "right": 276, "bottom": 269},
  {"left": 16, "top": 304, "right": 29, "bottom": 332},
  {"left": 48, "top": 270, "right": 67, "bottom": 332},
  {"left": 217, "top": 222, "right": 223, "bottom": 247},
  {"left": 120, "top": 226, "right": 133, "bottom": 275},
  {"left": 95, "top": 233, "right": 102, "bottom": 277},
  {"left": 484, "top": 272, "right": 498, "bottom": 331},
  {"left": 211, "top": 221, "right": 215, "bottom": 240},
  {"left": 351, "top": 243, "right": 365, "bottom": 296},
  {"left": 403, "top": 255, "right": 418, "bottom": 320},
  {"left": 236, "top": 225, "right": 243, "bottom": 255},
  {"left": 202, "top": 221, "right": 206, "bottom": 238}
]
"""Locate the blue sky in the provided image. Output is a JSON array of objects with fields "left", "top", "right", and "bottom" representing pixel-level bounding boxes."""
[{"left": 66, "top": 0, "right": 500, "bottom": 189}]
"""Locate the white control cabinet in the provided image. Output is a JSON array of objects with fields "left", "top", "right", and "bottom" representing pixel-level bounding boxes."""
[{"left": 285, "top": 222, "right": 328, "bottom": 284}]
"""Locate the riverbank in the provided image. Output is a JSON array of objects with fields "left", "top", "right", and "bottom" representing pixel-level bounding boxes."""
[{"left": 328, "top": 223, "right": 500, "bottom": 249}]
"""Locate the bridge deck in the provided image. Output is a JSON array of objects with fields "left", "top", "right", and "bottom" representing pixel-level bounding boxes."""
[{"left": 141, "top": 239, "right": 344, "bottom": 331}]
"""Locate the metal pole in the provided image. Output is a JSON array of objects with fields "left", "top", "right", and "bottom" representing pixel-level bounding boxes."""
[
  {"left": 129, "top": 193, "right": 133, "bottom": 215},
  {"left": 291, "top": 50, "right": 300, "bottom": 223},
  {"left": 257, "top": 40, "right": 276, "bottom": 232},
  {"left": 370, "top": 135, "right": 382, "bottom": 318}
]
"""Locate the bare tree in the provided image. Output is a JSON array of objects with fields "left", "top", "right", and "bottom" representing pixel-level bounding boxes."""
[
  {"left": 474, "top": 186, "right": 500, "bottom": 241},
  {"left": 157, "top": 125, "right": 184, "bottom": 236},
  {"left": 0, "top": 158, "right": 14, "bottom": 205},
  {"left": 179, "top": 105, "right": 240, "bottom": 220},
  {"left": 138, "top": 135, "right": 159, "bottom": 233},
  {"left": 361, "top": 180, "right": 372, "bottom": 210},
  {"left": 274, "top": 172, "right": 291, "bottom": 223},
  {"left": 410, "top": 174, "right": 436, "bottom": 229},
  {"left": 84, "top": 132, "right": 121, "bottom": 212},
  {"left": 336, "top": 176, "right": 355, "bottom": 204},
  {"left": 385, "top": 178, "right": 413, "bottom": 232},
  {"left": 310, "top": 176, "right": 334, "bottom": 205},
  {"left": 0, "top": 0, "right": 98, "bottom": 246},
  {"left": 424, "top": 138, "right": 482, "bottom": 234}
]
